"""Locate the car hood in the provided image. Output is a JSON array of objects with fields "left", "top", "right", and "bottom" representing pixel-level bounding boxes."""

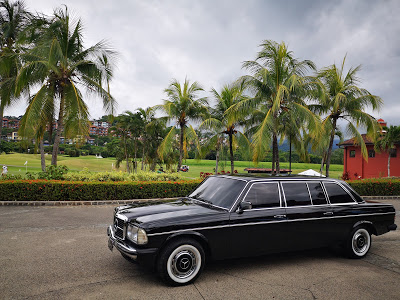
[{"left": 115, "top": 198, "right": 228, "bottom": 231}]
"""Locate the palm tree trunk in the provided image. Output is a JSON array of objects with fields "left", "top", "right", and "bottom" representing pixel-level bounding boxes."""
[
  {"left": 215, "top": 144, "right": 219, "bottom": 175},
  {"left": 320, "top": 151, "right": 325, "bottom": 173},
  {"left": 0, "top": 108, "right": 3, "bottom": 140},
  {"left": 141, "top": 139, "right": 145, "bottom": 171},
  {"left": 388, "top": 154, "right": 391, "bottom": 177},
  {"left": 134, "top": 139, "right": 137, "bottom": 173},
  {"left": 229, "top": 130, "right": 234, "bottom": 174},
  {"left": 51, "top": 97, "right": 65, "bottom": 166},
  {"left": 124, "top": 137, "right": 130, "bottom": 173},
  {"left": 178, "top": 125, "right": 184, "bottom": 172},
  {"left": 273, "top": 133, "right": 280, "bottom": 174},
  {"left": 40, "top": 138, "right": 46, "bottom": 171},
  {"left": 325, "top": 118, "right": 337, "bottom": 177}
]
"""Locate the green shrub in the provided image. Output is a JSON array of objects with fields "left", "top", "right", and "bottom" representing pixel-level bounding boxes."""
[
  {"left": 0, "top": 179, "right": 201, "bottom": 201},
  {"left": 348, "top": 178, "right": 400, "bottom": 196},
  {"left": 63, "top": 169, "right": 183, "bottom": 182},
  {"left": 37, "top": 165, "right": 69, "bottom": 180}
]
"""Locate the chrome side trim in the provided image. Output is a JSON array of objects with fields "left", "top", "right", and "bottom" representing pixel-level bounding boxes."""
[{"left": 146, "top": 212, "right": 395, "bottom": 237}]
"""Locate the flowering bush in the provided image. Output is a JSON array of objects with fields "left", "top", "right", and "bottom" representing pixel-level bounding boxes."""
[
  {"left": 63, "top": 169, "right": 183, "bottom": 182},
  {"left": 0, "top": 179, "right": 201, "bottom": 201},
  {"left": 348, "top": 178, "right": 400, "bottom": 196}
]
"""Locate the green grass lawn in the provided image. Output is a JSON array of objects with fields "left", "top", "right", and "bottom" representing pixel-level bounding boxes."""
[{"left": 0, "top": 153, "right": 343, "bottom": 179}]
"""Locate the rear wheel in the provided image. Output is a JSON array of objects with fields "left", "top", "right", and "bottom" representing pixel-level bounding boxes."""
[
  {"left": 346, "top": 227, "right": 371, "bottom": 258},
  {"left": 157, "top": 238, "right": 205, "bottom": 285}
]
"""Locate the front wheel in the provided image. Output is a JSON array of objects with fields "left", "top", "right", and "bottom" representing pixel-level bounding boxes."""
[
  {"left": 346, "top": 227, "right": 371, "bottom": 258},
  {"left": 157, "top": 238, "right": 205, "bottom": 285}
]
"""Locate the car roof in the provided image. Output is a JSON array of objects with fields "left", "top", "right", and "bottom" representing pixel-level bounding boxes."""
[{"left": 213, "top": 174, "right": 342, "bottom": 183}]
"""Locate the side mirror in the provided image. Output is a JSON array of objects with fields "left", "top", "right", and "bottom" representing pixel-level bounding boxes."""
[{"left": 236, "top": 201, "right": 252, "bottom": 213}]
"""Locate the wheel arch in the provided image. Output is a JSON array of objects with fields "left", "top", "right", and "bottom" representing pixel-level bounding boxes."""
[
  {"left": 353, "top": 220, "right": 378, "bottom": 236},
  {"left": 158, "top": 231, "right": 211, "bottom": 261}
]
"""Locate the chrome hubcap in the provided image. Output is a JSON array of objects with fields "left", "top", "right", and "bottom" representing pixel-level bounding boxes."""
[
  {"left": 352, "top": 229, "right": 370, "bottom": 255},
  {"left": 172, "top": 250, "right": 196, "bottom": 278}
]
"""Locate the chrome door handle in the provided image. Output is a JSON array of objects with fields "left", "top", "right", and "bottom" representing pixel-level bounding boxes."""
[
  {"left": 323, "top": 212, "right": 333, "bottom": 216},
  {"left": 274, "top": 214, "right": 286, "bottom": 219}
]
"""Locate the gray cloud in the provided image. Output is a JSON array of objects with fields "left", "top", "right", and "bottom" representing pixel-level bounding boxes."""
[{"left": 5, "top": 0, "right": 400, "bottom": 127}]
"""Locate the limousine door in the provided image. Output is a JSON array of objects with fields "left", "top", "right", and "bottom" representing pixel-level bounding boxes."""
[
  {"left": 281, "top": 181, "right": 334, "bottom": 250},
  {"left": 229, "top": 182, "right": 288, "bottom": 258}
]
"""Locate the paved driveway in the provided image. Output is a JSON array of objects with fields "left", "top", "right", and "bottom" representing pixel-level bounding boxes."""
[{"left": 0, "top": 200, "right": 399, "bottom": 300}]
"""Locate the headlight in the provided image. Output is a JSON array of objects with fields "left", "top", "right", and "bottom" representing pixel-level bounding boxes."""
[{"left": 126, "top": 224, "right": 148, "bottom": 245}]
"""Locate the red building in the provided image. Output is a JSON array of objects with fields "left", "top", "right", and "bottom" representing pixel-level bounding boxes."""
[{"left": 340, "top": 119, "right": 400, "bottom": 179}]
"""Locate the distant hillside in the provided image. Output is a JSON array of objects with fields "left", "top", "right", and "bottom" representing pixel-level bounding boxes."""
[{"left": 278, "top": 137, "right": 340, "bottom": 152}]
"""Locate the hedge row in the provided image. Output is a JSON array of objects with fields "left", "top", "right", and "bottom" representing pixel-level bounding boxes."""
[
  {"left": 0, "top": 180, "right": 202, "bottom": 201},
  {"left": 348, "top": 178, "right": 400, "bottom": 196}
]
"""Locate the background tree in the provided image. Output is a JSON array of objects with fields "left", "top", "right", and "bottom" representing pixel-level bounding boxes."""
[
  {"left": 16, "top": 7, "right": 116, "bottom": 165},
  {"left": 230, "top": 40, "right": 320, "bottom": 174},
  {"left": 375, "top": 125, "right": 400, "bottom": 177},
  {"left": 0, "top": 0, "right": 30, "bottom": 135},
  {"left": 157, "top": 78, "right": 208, "bottom": 171},
  {"left": 200, "top": 82, "right": 250, "bottom": 174},
  {"left": 313, "top": 56, "right": 382, "bottom": 177}
]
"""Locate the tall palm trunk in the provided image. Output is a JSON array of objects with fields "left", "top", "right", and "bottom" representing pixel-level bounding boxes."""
[
  {"left": 51, "top": 97, "right": 65, "bottom": 166},
  {"left": 141, "top": 139, "right": 145, "bottom": 171},
  {"left": 178, "top": 124, "right": 184, "bottom": 172},
  {"left": 0, "top": 108, "right": 3, "bottom": 140},
  {"left": 229, "top": 130, "right": 234, "bottom": 174},
  {"left": 124, "top": 136, "right": 130, "bottom": 173},
  {"left": 40, "top": 138, "right": 46, "bottom": 171},
  {"left": 215, "top": 143, "right": 220, "bottom": 175},
  {"left": 320, "top": 151, "right": 326, "bottom": 173},
  {"left": 272, "top": 133, "right": 280, "bottom": 174},
  {"left": 325, "top": 118, "right": 338, "bottom": 177},
  {"left": 388, "top": 154, "right": 391, "bottom": 177},
  {"left": 134, "top": 139, "right": 137, "bottom": 173}
]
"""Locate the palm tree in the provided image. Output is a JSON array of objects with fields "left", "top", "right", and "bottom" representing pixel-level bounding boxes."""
[
  {"left": 136, "top": 106, "right": 160, "bottom": 171},
  {"left": 157, "top": 78, "right": 208, "bottom": 171},
  {"left": 375, "top": 125, "right": 400, "bottom": 177},
  {"left": 313, "top": 56, "right": 382, "bottom": 177},
  {"left": 230, "top": 40, "right": 320, "bottom": 174},
  {"left": 0, "top": 0, "right": 30, "bottom": 135},
  {"left": 200, "top": 82, "right": 250, "bottom": 174},
  {"left": 16, "top": 7, "right": 116, "bottom": 166}
]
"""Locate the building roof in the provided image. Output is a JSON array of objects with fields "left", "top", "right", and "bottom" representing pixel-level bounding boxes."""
[{"left": 339, "top": 134, "right": 374, "bottom": 146}]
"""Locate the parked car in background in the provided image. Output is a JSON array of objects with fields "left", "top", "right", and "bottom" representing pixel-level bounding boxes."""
[{"left": 107, "top": 175, "right": 397, "bottom": 285}]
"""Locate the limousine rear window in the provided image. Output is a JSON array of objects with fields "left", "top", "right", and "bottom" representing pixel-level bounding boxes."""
[
  {"left": 324, "top": 182, "right": 355, "bottom": 204},
  {"left": 189, "top": 176, "right": 247, "bottom": 209},
  {"left": 282, "top": 182, "right": 311, "bottom": 207},
  {"left": 307, "top": 182, "right": 328, "bottom": 205},
  {"left": 244, "top": 183, "right": 280, "bottom": 209}
]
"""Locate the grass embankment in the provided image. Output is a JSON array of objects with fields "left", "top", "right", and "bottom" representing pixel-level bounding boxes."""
[{"left": 0, "top": 153, "right": 343, "bottom": 179}]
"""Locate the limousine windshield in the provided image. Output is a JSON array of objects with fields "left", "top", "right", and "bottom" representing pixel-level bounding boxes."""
[{"left": 188, "top": 176, "right": 246, "bottom": 209}]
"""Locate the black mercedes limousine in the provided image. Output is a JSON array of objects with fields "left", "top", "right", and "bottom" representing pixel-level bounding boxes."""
[{"left": 107, "top": 175, "right": 397, "bottom": 285}]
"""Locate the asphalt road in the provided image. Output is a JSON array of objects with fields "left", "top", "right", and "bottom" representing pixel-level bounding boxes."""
[{"left": 0, "top": 200, "right": 399, "bottom": 300}]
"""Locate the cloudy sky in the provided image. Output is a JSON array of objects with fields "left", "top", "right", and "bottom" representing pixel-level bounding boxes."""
[{"left": 5, "top": 0, "right": 400, "bottom": 128}]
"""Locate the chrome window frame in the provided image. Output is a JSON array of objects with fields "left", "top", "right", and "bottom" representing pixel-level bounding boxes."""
[
  {"left": 322, "top": 181, "right": 357, "bottom": 205},
  {"left": 240, "top": 182, "right": 282, "bottom": 211}
]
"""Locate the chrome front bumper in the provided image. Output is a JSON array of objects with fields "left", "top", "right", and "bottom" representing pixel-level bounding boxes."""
[{"left": 107, "top": 225, "right": 138, "bottom": 260}]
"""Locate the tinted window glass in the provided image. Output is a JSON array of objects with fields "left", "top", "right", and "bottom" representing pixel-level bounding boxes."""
[
  {"left": 189, "top": 177, "right": 246, "bottom": 209},
  {"left": 307, "top": 182, "right": 327, "bottom": 205},
  {"left": 282, "top": 182, "right": 311, "bottom": 207},
  {"left": 324, "top": 183, "right": 355, "bottom": 204},
  {"left": 244, "top": 183, "right": 280, "bottom": 209}
]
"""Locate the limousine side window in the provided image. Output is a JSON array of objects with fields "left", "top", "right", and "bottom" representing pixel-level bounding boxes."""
[
  {"left": 307, "top": 182, "right": 328, "bottom": 205},
  {"left": 324, "top": 182, "right": 355, "bottom": 204},
  {"left": 282, "top": 182, "right": 311, "bottom": 207},
  {"left": 244, "top": 183, "right": 280, "bottom": 209}
]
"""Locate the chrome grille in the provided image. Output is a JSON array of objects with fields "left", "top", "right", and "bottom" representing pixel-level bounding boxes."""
[{"left": 114, "top": 216, "right": 125, "bottom": 240}]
